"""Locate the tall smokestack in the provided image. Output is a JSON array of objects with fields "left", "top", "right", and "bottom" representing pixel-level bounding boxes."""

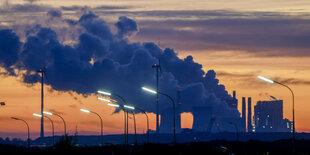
[
  {"left": 247, "top": 97, "right": 252, "bottom": 132},
  {"left": 231, "top": 90, "right": 238, "bottom": 108},
  {"left": 242, "top": 97, "right": 246, "bottom": 132}
]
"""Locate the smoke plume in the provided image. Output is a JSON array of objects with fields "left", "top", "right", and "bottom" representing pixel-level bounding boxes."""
[{"left": 0, "top": 10, "right": 240, "bottom": 130}]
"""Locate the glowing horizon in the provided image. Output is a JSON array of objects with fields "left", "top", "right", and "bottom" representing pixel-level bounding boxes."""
[{"left": 0, "top": 0, "right": 310, "bottom": 141}]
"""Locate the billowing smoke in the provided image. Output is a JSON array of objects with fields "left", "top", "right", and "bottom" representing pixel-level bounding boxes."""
[
  {"left": 0, "top": 29, "right": 21, "bottom": 75},
  {"left": 0, "top": 11, "right": 241, "bottom": 131}
]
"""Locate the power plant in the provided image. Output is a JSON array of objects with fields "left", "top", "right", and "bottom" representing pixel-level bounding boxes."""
[
  {"left": 0, "top": 11, "right": 297, "bottom": 146},
  {"left": 159, "top": 90, "right": 250, "bottom": 133},
  {"left": 158, "top": 89, "right": 292, "bottom": 134},
  {"left": 253, "top": 100, "right": 292, "bottom": 132},
  {"left": 160, "top": 89, "right": 292, "bottom": 133}
]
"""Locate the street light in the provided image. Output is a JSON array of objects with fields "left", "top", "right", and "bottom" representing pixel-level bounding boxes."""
[
  {"left": 124, "top": 105, "right": 135, "bottom": 110},
  {"left": 97, "top": 90, "right": 127, "bottom": 106},
  {"left": 80, "top": 109, "right": 103, "bottom": 146},
  {"left": 97, "top": 90, "right": 111, "bottom": 96},
  {"left": 107, "top": 103, "right": 120, "bottom": 108},
  {"left": 123, "top": 104, "right": 137, "bottom": 145},
  {"left": 142, "top": 86, "right": 176, "bottom": 144},
  {"left": 11, "top": 117, "right": 30, "bottom": 148},
  {"left": 80, "top": 108, "right": 90, "bottom": 113},
  {"left": 257, "top": 75, "right": 274, "bottom": 84},
  {"left": 98, "top": 97, "right": 111, "bottom": 103},
  {"left": 134, "top": 106, "right": 150, "bottom": 144},
  {"left": 107, "top": 103, "right": 138, "bottom": 145},
  {"left": 257, "top": 75, "right": 295, "bottom": 152},
  {"left": 142, "top": 87, "right": 157, "bottom": 94},
  {"left": 43, "top": 111, "right": 67, "bottom": 136},
  {"left": 97, "top": 90, "right": 128, "bottom": 145},
  {"left": 33, "top": 113, "right": 55, "bottom": 146}
]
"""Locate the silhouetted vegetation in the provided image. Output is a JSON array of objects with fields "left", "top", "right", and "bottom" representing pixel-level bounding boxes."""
[
  {"left": 53, "top": 135, "right": 77, "bottom": 150},
  {"left": 1, "top": 139, "right": 310, "bottom": 155}
]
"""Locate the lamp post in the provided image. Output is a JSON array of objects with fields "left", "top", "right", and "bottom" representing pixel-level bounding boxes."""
[
  {"left": 135, "top": 106, "right": 150, "bottom": 144},
  {"left": 124, "top": 105, "right": 137, "bottom": 145},
  {"left": 107, "top": 103, "right": 138, "bottom": 145},
  {"left": 80, "top": 109, "right": 103, "bottom": 146},
  {"left": 33, "top": 113, "right": 55, "bottom": 146},
  {"left": 11, "top": 117, "right": 30, "bottom": 148},
  {"left": 132, "top": 112, "right": 137, "bottom": 145},
  {"left": 142, "top": 87, "right": 176, "bottom": 144},
  {"left": 106, "top": 103, "right": 127, "bottom": 144},
  {"left": 257, "top": 75, "right": 295, "bottom": 152},
  {"left": 97, "top": 90, "right": 128, "bottom": 145},
  {"left": 43, "top": 111, "right": 67, "bottom": 136}
]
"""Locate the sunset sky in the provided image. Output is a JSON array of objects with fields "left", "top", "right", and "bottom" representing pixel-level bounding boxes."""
[{"left": 0, "top": 0, "right": 310, "bottom": 140}]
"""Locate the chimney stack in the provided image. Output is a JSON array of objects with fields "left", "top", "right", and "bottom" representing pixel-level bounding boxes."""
[
  {"left": 247, "top": 97, "right": 253, "bottom": 132},
  {"left": 231, "top": 90, "right": 238, "bottom": 109},
  {"left": 242, "top": 97, "right": 246, "bottom": 132}
]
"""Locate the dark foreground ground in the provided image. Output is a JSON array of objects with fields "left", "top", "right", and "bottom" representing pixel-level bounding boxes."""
[{"left": 1, "top": 139, "right": 310, "bottom": 155}]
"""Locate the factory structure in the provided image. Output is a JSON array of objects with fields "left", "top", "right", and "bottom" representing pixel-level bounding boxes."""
[
  {"left": 159, "top": 90, "right": 244, "bottom": 133},
  {"left": 158, "top": 90, "right": 293, "bottom": 133},
  {"left": 239, "top": 96, "right": 292, "bottom": 133},
  {"left": 253, "top": 100, "right": 293, "bottom": 133}
]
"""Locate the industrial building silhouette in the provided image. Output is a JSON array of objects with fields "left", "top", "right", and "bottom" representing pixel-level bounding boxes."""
[
  {"left": 158, "top": 90, "right": 243, "bottom": 133},
  {"left": 158, "top": 90, "right": 292, "bottom": 133},
  {"left": 253, "top": 100, "right": 292, "bottom": 132}
]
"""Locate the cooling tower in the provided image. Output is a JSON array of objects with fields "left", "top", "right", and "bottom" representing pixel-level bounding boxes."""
[
  {"left": 160, "top": 107, "right": 181, "bottom": 133},
  {"left": 192, "top": 106, "right": 212, "bottom": 132}
]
